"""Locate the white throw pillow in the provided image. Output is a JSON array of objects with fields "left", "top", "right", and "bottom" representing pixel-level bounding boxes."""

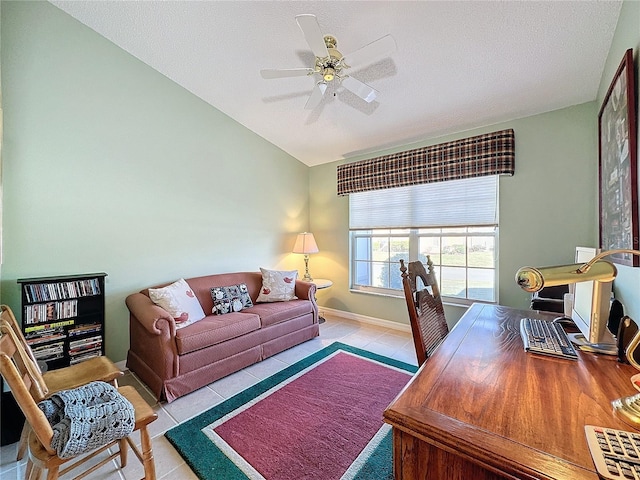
[
  {"left": 149, "top": 278, "right": 206, "bottom": 329},
  {"left": 256, "top": 268, "right": 298, "bottom": 302}
]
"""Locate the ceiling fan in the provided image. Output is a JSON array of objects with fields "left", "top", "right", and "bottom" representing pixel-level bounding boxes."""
[{"left": 260, "top": 14, "right": 396, "bottom": 110}]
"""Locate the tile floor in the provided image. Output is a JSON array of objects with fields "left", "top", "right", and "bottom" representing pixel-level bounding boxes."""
[{"left": 0, "top": 314, "right": 417, "bottom": 480}]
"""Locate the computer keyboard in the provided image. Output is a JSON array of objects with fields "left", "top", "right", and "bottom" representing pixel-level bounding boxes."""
[
  {"left": 585, "top": 425, "right": 640, "bottom": 479},
  {"left": 519, "top": 317, "right": 578, "bottom": 360}
]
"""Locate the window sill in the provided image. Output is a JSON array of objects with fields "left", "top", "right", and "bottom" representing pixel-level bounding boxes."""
[{"left": 349, "top": 287, "right": 496, "bottom": 308}]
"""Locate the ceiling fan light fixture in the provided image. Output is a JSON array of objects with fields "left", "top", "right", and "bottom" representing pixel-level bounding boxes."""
[
  {"left": 262, "top": 14, "right": 395, "bottom": 110},
  {"left": 323, "top": 67, "right": 336, "bottom": 82}
]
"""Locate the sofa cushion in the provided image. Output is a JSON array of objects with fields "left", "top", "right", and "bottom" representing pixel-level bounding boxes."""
[
  {"left": 244, "top": 299, "right": 313, "bottom": 328},
  {"left": 149, "top": 278, "right": 206, "bottom": 329},
  {"left": 183, "top": 273, "right": 263, "bottom": 316},
  {"left": 211, "top": 283, "right": 254, "bottom": 315},
  {"left": 175, "top": 312, "right": 261, "bottom": 355},
  {"left": 256, "top": 268, "right": 298, "bottom": 302}
]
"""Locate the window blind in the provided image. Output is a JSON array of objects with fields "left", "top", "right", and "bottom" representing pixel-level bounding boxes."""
[{"left": 349, "top": 175, "right": 498, "bottom": 230}]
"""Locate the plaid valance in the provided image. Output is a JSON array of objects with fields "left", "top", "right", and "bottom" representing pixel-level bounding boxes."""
[{"left": 337, "top": 129, "right": 515, "bottom": 195}]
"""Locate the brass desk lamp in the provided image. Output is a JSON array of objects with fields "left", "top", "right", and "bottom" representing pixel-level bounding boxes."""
[
  {"left": 516, "top": 251, "right": 619, "bottom": 354},
  {"left": 517, "top": 249, "right": 640, "bottom": 430},
  {"left": 515, "top": 254, "right": 619, "bottom": 292}
]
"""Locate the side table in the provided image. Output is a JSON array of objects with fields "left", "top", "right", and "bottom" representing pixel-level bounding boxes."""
[{"left": 312, "top": 278, "right": 333, "bottom": 324}]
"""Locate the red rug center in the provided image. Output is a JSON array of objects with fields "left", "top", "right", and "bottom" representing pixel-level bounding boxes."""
[{"left": 211, "top": 352, "right": 410, "bottom": 479}]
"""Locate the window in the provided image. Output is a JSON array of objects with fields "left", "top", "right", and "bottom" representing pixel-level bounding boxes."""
[{"left": 349, "top": 176, "right": 498, "bottom": 304}]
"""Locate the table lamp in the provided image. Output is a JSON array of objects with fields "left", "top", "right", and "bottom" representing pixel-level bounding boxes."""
[{"left": 293, "top": 232, "right": 319, "bottom": 282}]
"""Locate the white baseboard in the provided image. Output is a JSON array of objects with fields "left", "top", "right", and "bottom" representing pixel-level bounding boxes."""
[
  {"left": 320, "top": 307, "right": 411, "bottom": 333},
  {"left": 115, "top": 359, "right": 127, "bottom": 371}
]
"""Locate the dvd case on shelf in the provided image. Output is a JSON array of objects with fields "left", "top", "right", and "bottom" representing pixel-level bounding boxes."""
[{"left": 17, "top": 273, "right": 107, "bottom": 369}]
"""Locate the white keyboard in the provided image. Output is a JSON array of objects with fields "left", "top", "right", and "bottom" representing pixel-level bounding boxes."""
[{"left": 519, "top": 317, "right": 578, "bottom": 360}]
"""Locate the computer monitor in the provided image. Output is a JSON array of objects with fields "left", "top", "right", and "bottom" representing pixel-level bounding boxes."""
[{"left": 569, "top": 246, "right": 615, "bottom": 352}]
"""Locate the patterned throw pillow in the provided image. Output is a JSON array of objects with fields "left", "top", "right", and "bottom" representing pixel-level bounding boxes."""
[
  {"left": 256, "top": 268, "right": 298, "bottom": 302},
  {"left": 148, "top": 278, "right": 206, "bottom": 329},
  {"left": 211, "top": 283, "right": 254, "bottom": 315}
]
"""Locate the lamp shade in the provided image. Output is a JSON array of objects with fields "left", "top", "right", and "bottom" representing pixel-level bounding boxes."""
[{"left": 293, "top": 232, "right": 319, "bottom": 254}]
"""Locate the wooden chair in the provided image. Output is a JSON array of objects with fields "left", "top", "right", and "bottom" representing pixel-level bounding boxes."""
[
  {"left": 0, "top": 304, "right": 124, "bottom": 461},
  {"left": 400, "top": 257, "right": 449, "bottom": 366},
  {"left": 0, "top": 322, "right": 158, "bottom": 480}
]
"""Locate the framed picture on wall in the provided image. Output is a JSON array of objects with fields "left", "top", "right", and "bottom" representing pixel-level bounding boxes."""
[{"left": 598, "top": 48, "right": 638, "bottom": 266}]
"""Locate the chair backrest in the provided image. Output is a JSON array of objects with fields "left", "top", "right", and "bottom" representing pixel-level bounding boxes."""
[
  {"left": 400, "top": 257, "right": 449, "bottom": 366},
  {"left": 0, "top": 323, "right": 55, "bottom": 454},
  {"left": 0, "top": 305, "right": 49, "bottom": 400}
]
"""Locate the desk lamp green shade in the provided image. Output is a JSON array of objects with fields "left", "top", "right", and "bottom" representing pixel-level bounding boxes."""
[{"left": 293, "top": 232, "right": 319, "bottom": 281}]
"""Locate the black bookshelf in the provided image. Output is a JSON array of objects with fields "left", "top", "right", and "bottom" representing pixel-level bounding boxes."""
[{"left": 17, "top": 273, "right": 107, "bottom": 371}]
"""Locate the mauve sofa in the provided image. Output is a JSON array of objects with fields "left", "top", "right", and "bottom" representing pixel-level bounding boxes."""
[{"left": 125, "top": 272, "right": 319, "bottom": 402}]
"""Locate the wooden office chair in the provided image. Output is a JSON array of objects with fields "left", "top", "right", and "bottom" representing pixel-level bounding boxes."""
[
  {"left": 0, "top": 323, "right": 158, "bottom": 480},
  {"left": 400, "top": 258, "right": 449, "bottom": 366},
  {"left": 0, "top": 304, "right": 123, "bottom": 460}
]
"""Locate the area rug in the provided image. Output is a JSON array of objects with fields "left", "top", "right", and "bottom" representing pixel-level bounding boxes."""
[{"left": 165, "top": 341, "right": 417, "bottom": 480}]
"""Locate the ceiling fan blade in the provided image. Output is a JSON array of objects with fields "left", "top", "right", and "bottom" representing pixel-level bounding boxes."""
[
  {"left": 342, "top": 34, "right": 397, "bottom": 69},
  {"left": 295, "top": 14, "right": 329, "bottom": 59},
  {"left": 260, "top": 68, "right": 314, "bottom": 79},
  {"left": 304, "top": 82, "right": 327, "bottom": 110},
  {"left": 341, "top": 76, "right": 379, "bottom": 103}
]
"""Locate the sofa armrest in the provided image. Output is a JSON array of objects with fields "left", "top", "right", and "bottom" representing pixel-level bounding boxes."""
[
  {"left": 294, "top": 280, "right": 316, "bottom": 301},
  {"left": 126, "top": 292, "right": 180, "bottom": 385},
  {"left": 125, "top": 293, "right": 177, "bottom": 337},
  {"left": 295, "top": 281, "right": 319, "bottom": 323}
]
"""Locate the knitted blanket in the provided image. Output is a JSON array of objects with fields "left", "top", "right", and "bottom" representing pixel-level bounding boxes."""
[{"left": 38, "top": 381, "right": 135, "bottom": 459}]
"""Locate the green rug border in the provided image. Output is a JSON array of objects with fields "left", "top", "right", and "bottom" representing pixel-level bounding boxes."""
[{"left": 164, "top": 341, "right": 417, "bottom": 480}]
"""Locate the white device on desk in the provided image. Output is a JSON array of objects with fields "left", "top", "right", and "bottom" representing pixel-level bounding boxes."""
[
  {"left": 585, "top": 425, "right": 640, "bottom": 479},
  {"left": 516, "top": 245, "right": 617, "bottom": 355},
  {"left": 567, "top": 246, "right": 616, "bottom": 354},
  {"left": 519, "top": 317, "right": 579, "bottom": 359},
  {"left": 584, "top": 314, "right": 640, "bottom": 479},
  {"left": 586, "top": 389, "right": 640, "bottom": 479}
]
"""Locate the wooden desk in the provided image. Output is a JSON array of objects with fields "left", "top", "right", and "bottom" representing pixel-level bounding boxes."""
[{"left": 383, "top": 303, "right": 639, "bottom": 480}]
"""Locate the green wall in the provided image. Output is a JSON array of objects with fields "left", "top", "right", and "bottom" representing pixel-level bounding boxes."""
[
  {"left": 2, "top": 1, "right": 639, "bottom": 361},
  {"left": 596, "top": 0, "right": 640, "bottom": 328},
  {"left": 0, "top": 2, "right": 310, "bottom": 362},
  {"left": 309, "top": 103, "right": 598, "bottom": 325},
  {"left": 310, "top": 0, "right": 640, "bottom": 329}
]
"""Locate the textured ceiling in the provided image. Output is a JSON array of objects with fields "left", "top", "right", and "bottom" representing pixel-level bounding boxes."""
[{"left": 50, "top": 1, "right": 622, "bottom": 167}]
